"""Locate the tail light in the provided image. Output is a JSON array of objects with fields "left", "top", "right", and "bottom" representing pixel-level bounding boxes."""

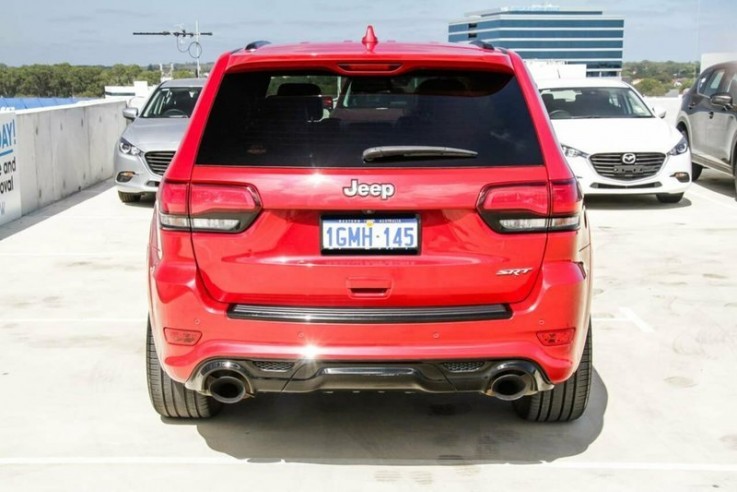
[
  {"left": 478, "top": 179, "right": 582, "bottom": 233},
  {"left": 157, "top": 181, "right": 261, "bottom": 233}
]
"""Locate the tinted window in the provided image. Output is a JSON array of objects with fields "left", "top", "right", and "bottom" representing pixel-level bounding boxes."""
[
  {"left": 702, "top": 69, "right": 725, "bottom": 97},
  {"left": 197, "top": 71, "right": 542, "bottom": 167},
  {"left": 540, "top": 87, "right": 653, "bottom": 119},
  {"left": 726, "top": 73, "right": 737, "bottom": 101},
  {"left": 696, "top": 71, "right": 712, "bottom": 94},
  {"left": 141, "top": 86, "right": 202, "bottom": 118}
]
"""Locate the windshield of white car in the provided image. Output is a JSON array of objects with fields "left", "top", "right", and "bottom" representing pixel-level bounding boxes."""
[
  {"left": 540, "top": 87, "right": 654, "bottom": 120},
  {"left": 140, "top": 87, "right": 202, "bottom": 118}
]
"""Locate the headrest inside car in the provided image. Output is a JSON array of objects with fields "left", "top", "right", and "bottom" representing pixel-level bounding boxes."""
[
  {"left": 415, "top": 78, "right": 466, "bottom": 96},
  {"left": 264, "top": 95, "right": 323, "bottom": 121},
  {"left": 277, "top": 83, "right": 322, "bottom": 96}
]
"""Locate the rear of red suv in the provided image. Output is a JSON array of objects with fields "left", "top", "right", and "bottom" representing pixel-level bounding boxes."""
[{"left": 146, "top": 31, "right": 593, "bottom": 422}]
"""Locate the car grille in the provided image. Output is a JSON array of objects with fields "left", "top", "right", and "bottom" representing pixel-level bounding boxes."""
[
  {"left": 590, "top": 153, "right": 665, "bottom": 181},
  {"left": 252, "top": 361, "right": 295, "bottom": 373},
  {"left": 144, "top": 151, "right": 176, "bottom": 176},
  {"left": 591, "top": 182, "right": 662, "bottom": 189},
  {"left": 441, "top": 361, "right": 486, "bottom": 373}
]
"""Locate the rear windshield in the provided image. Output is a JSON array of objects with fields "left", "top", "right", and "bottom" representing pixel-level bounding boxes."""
[
  {"left": 197, "top": 71, "right": 542, "bottom": 167},
  {"left": 141, "top": 86, "right": 202, "bottom": 118}
]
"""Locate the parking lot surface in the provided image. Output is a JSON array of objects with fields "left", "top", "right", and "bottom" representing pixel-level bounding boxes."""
[{"left": 1, "top": 170, "right": 736, "bottom": 491}]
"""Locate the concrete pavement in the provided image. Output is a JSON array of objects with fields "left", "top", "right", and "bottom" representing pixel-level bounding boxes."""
[{"left": 0, "top": 171, "right": 736, "bottom": 490}]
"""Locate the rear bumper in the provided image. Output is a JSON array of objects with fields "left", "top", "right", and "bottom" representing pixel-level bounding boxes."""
[
  {"left": 149, "top": 250, "right": 592, "bottom": 387},
  {"left": 185, "top": 358, "right": 553, "bottom": 395}
]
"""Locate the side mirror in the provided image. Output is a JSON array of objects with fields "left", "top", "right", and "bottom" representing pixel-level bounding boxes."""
[
  {"left": 711, "top": 93, "right": 733, "bottom": 108},
  {"left": 651, "top": 106, "right": 667, "bottom": 119},
  {"left": 122, "top": 107, "right": 139, "bottom": 120}
]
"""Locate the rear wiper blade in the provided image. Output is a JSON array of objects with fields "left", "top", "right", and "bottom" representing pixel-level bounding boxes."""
[{"left": 362, "top": 146, "right": 478, "bottom": 163}]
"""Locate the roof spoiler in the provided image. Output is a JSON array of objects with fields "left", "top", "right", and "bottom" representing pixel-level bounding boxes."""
[
  {"left": 470, "top": 39, "right": 495, "bottom": 51},
  {"left": 245, "top": 40, "right": 271, "bottom": 51}
]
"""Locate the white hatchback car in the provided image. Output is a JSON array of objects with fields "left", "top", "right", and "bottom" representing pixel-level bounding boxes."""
[{"left": 538, "top": 79, "right": 691, "bottom": 203}]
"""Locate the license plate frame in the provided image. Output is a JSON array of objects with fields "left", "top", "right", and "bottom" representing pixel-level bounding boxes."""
[{"left": 320, "top": 214, "right": 420, "bottom": 255}]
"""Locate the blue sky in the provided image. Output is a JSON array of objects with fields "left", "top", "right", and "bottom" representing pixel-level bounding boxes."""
[{"left": 2, "top": 0, "right": 734, "bottom": 65}]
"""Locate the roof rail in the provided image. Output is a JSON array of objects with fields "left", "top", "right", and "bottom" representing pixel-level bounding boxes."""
[
  {"left": 245, "top": 40, "right": 271, "bottom": 51},
  {"left": 470, "top": 39, "right": 495, "bottom": 51}
]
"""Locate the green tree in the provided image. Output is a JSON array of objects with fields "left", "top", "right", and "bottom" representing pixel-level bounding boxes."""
[
  {"left": 172, "top": 69, "right": 195, "bottom": 79},
  {"left": 138, "top": 70, "right": 163, "bottom": 85},
  {"left": 635, "top": 78, "right": 668, "bottom": 97},
  {"left": 679, "top": 78, "right": 695, "bottom": 92},
  {"left": 0, "top": 64, "right": 21, "bottom": 96}
]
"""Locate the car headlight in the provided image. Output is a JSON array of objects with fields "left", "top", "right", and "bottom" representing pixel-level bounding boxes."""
[
  {"left": 561, "top": 145, "right": 589, "bottom": 159},
  {"left": 119, "top": 138, "right": 142, "bottom": 156},
  {"left": 668, "top": 136, "right": 688, "bottom": 156}
]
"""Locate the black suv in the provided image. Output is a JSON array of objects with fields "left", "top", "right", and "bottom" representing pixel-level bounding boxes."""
[{"left": 677, "top": 61, "right": 737, "bottom": 196}]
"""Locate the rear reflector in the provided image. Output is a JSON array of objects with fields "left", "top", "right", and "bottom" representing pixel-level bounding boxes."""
[
  {"left": 536, "top": 328, "right": 575, "bottom": 346},
  {"left": 164, "top": 328, "right": 202, "bottom": 346}
]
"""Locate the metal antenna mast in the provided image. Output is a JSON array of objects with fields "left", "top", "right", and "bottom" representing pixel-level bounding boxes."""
[{"left": 133, "top": 21, "right": 213, "bottom": 78}]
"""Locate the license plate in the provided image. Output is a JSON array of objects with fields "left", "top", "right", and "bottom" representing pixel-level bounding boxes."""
[
  {"left": 321, "top": 217, "right": 419, "bottom": 253},
  {"left": 613, "top": 165, "right": 645, "bottom": 174}
]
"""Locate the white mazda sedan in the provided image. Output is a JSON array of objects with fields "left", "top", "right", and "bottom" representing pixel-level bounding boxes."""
[{"left": 538, "top": 79, "right": 691, "bottom": 203}]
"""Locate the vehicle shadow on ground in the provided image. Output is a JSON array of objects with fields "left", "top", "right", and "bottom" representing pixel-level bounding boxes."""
[
  {"left": 584, "top": 195, "right": 692, "bottom": 210},
  {"left": 183, "top": 370, "right": 607, "bottom": 465},
  {"left": 122, "top": 193, "right": 157, "bottom": 208},
  {"left": 693, "top": 172, "right": 735, "bottom": 200},
  {"left": 0, "top": 180, "right": 117, "bottom": 241}
]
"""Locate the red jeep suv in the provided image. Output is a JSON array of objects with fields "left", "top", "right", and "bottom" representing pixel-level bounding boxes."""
[{"left": 146, "top": 29, "right": 593, "bottom": 422}]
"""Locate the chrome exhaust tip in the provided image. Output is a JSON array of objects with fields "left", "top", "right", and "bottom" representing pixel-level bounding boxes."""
[
  {"left": 487, "top": 372, "right": 534, "bottom": 401},
  {"left": 208, "top": 374, "right": 248, "bottom": 404}
]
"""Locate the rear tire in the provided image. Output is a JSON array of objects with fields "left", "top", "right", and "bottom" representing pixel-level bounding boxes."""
[
  {"left": 513, "top": 323, "right": 592, "bottom": 422},
  {"left": 118, "top": 191, "right": 141, "bottom": 203},
  {"left": 656, "top": 192, "right": 684, "bottom": 204},
  {"left": 146, "top": 320, "right": 222, "bottom": 419}
]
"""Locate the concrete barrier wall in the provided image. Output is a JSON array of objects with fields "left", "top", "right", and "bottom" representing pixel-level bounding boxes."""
[{"left": 16, "top": 99, "right": 126, "bottom": 215}]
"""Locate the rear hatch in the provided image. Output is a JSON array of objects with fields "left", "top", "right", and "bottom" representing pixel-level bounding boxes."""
[{"left": 188, "top": 69, "right": 550, "bottom": 307}]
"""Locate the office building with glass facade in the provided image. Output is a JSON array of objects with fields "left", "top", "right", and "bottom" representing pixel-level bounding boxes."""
[{"left": 448, "top": 6, "right": 624, "bottom": 77}]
